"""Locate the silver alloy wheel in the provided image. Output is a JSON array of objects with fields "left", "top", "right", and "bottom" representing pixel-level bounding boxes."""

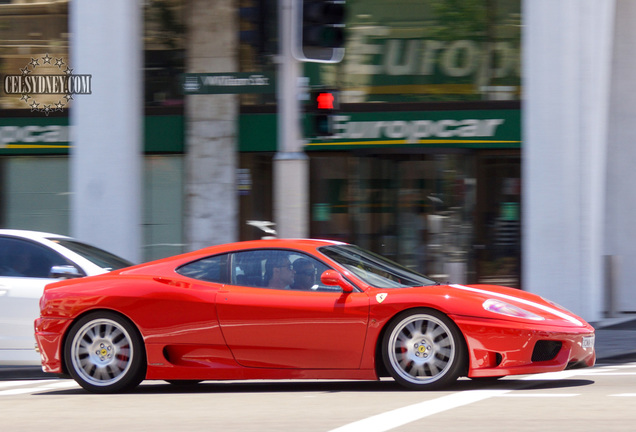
[
  {"left": 69, "top": 318, "right": 134, "bottom": 387},
  {"left": 386, "top": 313, "right": 456, "bottom": 385}
]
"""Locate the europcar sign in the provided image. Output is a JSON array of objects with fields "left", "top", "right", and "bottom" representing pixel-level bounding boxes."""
[
  {"left": 331, "top": 116, "right": 505, "bottom": 142},
  {"left": 239, "top": 109, "right": 520, "bottom": 152},
  {"left": 0, "top": 119, "right": 70, "bottom": 154},
  {"left": 304, "top": 109, "right": 520, "bottom": 150},
  {"left": 0, "top": 116, "right": 184, "bottom": 155}
]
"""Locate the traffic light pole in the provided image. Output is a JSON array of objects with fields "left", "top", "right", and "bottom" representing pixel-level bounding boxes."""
[{"left": 274, "top": 0, "right": 309, "bottom": 238}]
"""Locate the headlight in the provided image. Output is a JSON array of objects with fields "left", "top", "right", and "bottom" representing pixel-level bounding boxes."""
[{"left": 483, "top": 299, "right": 545, "bottom": 321}]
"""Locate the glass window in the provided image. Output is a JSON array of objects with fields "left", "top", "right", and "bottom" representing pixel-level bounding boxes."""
[
  {"left": 177, "top": 254, "right": 228, "bottom": 283},
  {"left": 0, "top": 237, "right": 79, "bottom": 278},
  {"left": 310, "top": 153, "right": 476, "bottom": 279},
  {"left": 1, "top": 155, "right": 185, "bottom": 264},
  {"left": 0, "top": 2, "right": 70, "bottom": 111},
  {"left": 320, "top": 244, "right": 437, "bottom": 289},
  {"left": 231, "top": 249, "right": 336, "bottom": 292},
  {"left": 0, "top": 1, "right": 186, "bottom": 111},
  {"left": 143, "top": 155, "right": 185, "bottom": 261},
  {"left": 5, "top": 157, "right": 69, "bottom": 233},
  {"left": 143, "top": 0, "right": 186, "bottom": 107},
  {"left": 51, "top": 239, "right": 132, "bottom": 271},
  {"left": 231, "top": 249, "right": 270, "bottom": 287}
]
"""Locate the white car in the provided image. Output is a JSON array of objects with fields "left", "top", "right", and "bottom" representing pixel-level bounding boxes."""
[{"left": 0, "top": 229, "right": 132, "bottom": 366}]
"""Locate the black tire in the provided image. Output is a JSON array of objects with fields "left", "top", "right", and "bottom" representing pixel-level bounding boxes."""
[
  {"left": 381, "top": 308, "right": 467, "bottom": 390},
  {"left": 63, "top": 311, "right": 146, "bottom": 393}
]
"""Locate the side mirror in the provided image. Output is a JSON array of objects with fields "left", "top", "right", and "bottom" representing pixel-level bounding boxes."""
[
  {"left": 320, "top": 270, "right": 355, "bottom": 293},
  {"left": 49, "top": 265, "right": 83, "bottom": 279}
]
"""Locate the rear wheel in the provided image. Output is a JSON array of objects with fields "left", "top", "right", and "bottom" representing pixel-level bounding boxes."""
[
  {"left": 382, "top": 308, "right": 466, "bottom": 390},
  {"left": 64, "top": 311, "right": 146, "bottom": 393}
]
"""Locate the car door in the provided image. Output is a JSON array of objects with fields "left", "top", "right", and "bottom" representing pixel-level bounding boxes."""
[
  {"left": 0, "top": 237, "right": 82, "bottom": 353},
  {"left": 215, "top": 249, "right": 370, "bottom": 369},
  {"left": 0, "top": 277, "right": 49, "bottom": 351}
]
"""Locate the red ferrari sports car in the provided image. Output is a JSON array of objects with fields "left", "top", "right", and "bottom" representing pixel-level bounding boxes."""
[{"left": 35, "top": 239, "right": 595, "bottom": 393}]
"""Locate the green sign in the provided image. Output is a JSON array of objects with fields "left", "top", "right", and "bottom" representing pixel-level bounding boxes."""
[
  {"left": 310, "top": 0, "right": 522, "bottom": 103},
  {"left": 0, "top": 115, "right": 184, "bottom": 155},
  {"left": 306, "top": 109, "right": 521, "bottom": 150},
  {"left": 238, "top": 109, "right": 520, "bottom": 152},
  {"left": 181, "top": 73, "right": 275, "bottom": 95}
]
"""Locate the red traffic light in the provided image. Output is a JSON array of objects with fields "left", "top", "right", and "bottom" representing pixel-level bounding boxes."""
[
  {"left": 316, "top": 92, "right": 335, "bottom": 109},
  {"left": 308, "top": 90, "right": 340, "bottom": 136},
  {"left": 311, "top": 89, "right": 339, "bottom": 111}
]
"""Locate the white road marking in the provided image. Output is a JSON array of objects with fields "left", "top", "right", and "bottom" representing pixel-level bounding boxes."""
[
  {"left": 328, "top": 389, "right": 512, "bottom": 432},
  {"left": 609, "top": 393, "right": 636, "bottom": 397},
  {"left": 0, "top": 380, "right": 78, "bottom": 396},
  {"left": 496, "top": 393, "right": 579, "bottom": 398},
  {"left": 0, "top": 379, "right": 59, "bottom": 389},
  {"left": 328, "top": 369, "right": 595, "bottom": 432}
]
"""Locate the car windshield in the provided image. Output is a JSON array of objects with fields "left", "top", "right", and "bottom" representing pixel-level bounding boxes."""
[
  {"left": 319, "top": 244, "right": 437, "bottom": 288},
  {"left": 51, "top": 239, "right": 133, "bottom": 270}
]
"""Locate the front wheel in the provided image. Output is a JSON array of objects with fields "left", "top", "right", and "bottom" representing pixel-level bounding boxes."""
[
  {"left": 64, "top": 311, "right": 146, "bottom": 393},
  {"left": 382, "top": 309, "right": 467, "bottom": 390}
]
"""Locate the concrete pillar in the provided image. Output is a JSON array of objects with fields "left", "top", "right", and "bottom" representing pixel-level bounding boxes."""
[
  {"left": 604, "top": 1, "right": 636, "bottom": 312},
  {"left": 70, "top": 0, "right": 143, "bottom": 263},
  {"left": 184, "top": 0, "right": 239, "bottom": 251},
  {"left": 522, "top": 0, "right": 614, "bottom": 322}
]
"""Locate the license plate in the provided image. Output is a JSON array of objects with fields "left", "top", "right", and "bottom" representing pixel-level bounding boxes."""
[{"left": 582, "top": 335, "right": 595, "bottom": 349}]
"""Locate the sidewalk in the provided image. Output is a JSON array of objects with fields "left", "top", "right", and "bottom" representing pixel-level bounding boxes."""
[{"left": 593, "top": 317, "right": 636, "bottom": 361}]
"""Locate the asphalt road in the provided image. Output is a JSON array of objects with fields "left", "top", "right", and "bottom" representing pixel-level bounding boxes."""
[{"left": 1, "top": 357, "right": 635, "bottom": 431}]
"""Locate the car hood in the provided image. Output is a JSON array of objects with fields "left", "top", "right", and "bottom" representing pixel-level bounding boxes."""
[
  {"left": 457, "top": 284, "right": 593, "bottom": 328},
  {"left": 380, "top": 283, "right": 592, "bottom": 329}
]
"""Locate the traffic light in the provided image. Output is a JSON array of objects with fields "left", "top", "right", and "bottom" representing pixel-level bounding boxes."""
[
  {"left": 293, "top": 0, "right": 346, "bottom": 63},
  {"left": 308, "top": 89, "right": 340, "bottom": 136}
]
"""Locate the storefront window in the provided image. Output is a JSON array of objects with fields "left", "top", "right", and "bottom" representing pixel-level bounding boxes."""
[
  {"left": 473, "top": 152, "right": 520, "bottom": 286},
  {"left": 0, "top": 0, "right": 185, "bottom": 110},
  {"left": 144, "top": 0, "right": 185, "bottom": 107},
  {"left": 0, "top": 1, "right": 69, "bottom": 110},
  {"left": 0, "top": 1, "right": 186, "bottom": 262},
  {"left": 233, "top": 0, "right": 523, "bottom": 286},
  {"left": 308, "top": 150, "right": 520, "bottom": 287},
  {"left": 310, "top": 152, "right": 477, "bottom": 283}
]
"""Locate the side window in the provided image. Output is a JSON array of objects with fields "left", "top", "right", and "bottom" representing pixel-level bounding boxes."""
[
  {"left": 289, "top": 256, "right": 332, "bottom": 291},
  {"left": 177, "top": 254, "right": 227, "bottom": 283},
  {"left": 232, "top": 250, "right": 269, "bottom": 287},
  {"left": 0, "top": 237, "right": 77, "bottom": 278},
  {"left": 231, "top": 249, "right": 339, "bottom": 292}
]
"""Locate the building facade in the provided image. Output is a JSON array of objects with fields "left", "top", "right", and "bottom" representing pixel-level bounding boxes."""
[
  {"left": 6, "top": 0, "right": 633, "bottom": 321},
  {"left": 238, "top": 0, "right": 523, "bottom": 287},
  {"left": 0, "top": 0, "right": 522, "bottom": 282}
]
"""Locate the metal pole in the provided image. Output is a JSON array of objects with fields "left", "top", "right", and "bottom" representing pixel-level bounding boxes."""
[{"left": 274, "top": 0, "right": 309, "bottom": 238}]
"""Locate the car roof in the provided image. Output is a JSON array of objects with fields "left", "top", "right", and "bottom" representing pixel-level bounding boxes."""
[
  {"left": 224, "top": 238, "right": 346, "bottom": 248},
  {"left": 118, "top": 238, "right": 348, "bottom": 275},
  {"left": 223, "top": 238, "right": 348, "bottom": 252},
  {"left": 182, "top": 238, "right": 348, "bottom": 259}
]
